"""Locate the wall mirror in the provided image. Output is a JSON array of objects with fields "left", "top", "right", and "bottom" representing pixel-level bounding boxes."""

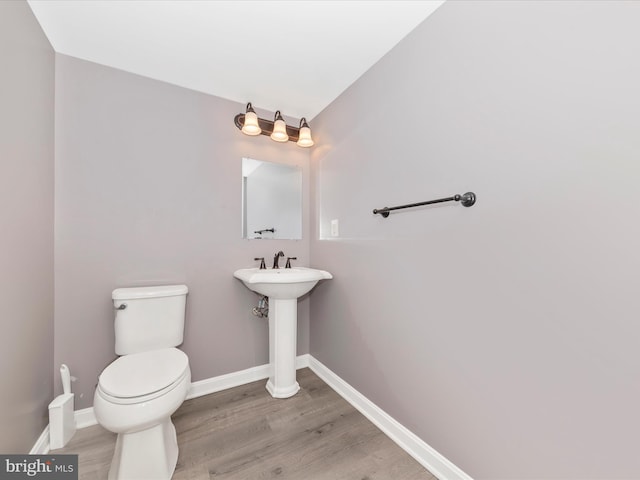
[{"left": 242, "top": 158, "right": 302, "bottom": 239}]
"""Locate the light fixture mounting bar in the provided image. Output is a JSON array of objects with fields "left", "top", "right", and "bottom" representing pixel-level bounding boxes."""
[{"left": 234, "top": 113, "right": 301, "bottom": 142}]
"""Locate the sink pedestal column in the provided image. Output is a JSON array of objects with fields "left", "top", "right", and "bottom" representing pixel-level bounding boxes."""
[{"left": 265, "top": 298, "right": 300, "bottom": 398}]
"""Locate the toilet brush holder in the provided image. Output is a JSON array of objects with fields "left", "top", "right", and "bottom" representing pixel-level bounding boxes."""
[{"left": 48, "top": 393, "right": 76, "bottom": 450}]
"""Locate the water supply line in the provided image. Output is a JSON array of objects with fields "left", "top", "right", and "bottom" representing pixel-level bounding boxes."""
[{"left": 252, "top": 296, "right": 269, "bottom": 318}]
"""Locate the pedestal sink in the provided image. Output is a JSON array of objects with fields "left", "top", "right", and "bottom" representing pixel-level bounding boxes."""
[{"left": 234, "top": 267, "right": 332, "bottom": 398}]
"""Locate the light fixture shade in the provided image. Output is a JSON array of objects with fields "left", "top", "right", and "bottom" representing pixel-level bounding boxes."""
[
  {"left": 241, "top": 103, "right": 261, "bottom": 136},
  {"left": 296, "top": 118, "right": 314, "bottom": 147},
  {"left": 270, "top": 111, "right": 289, "bottom": 142}
]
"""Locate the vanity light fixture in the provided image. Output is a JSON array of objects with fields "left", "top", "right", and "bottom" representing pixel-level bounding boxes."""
[{"left": 234, "top": 102, "right": 314, "bottom": 148}]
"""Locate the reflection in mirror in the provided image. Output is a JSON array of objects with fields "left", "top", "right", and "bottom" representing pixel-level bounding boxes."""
[{"left": 242, "top": 158, "right": 302, "bottom": 240}]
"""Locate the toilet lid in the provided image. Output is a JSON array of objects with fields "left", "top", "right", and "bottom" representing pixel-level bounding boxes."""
[{"left": 99, "top": 348, "right": 189, "bottom": 398}]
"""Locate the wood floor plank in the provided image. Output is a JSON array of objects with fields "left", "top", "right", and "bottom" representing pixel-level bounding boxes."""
[{"left": 55, "top": 368, "right": 437, "bottom": 480}]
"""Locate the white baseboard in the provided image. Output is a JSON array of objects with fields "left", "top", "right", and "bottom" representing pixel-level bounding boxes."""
[
  {"left": 74, "top": 406, "right": 97, "bottom": 429},
  {"left": 296, "top": 353, "right": 311, "bottom": 369},
  {"left": 307, "top": 356, "right": 472, "bottom": 480},
  {"left": 32, "top": 353, "right": 469, "bottom": 480},
  {"left": 29, "top": 425, "right": 50, "bottom": 454},
  {"left": 187, "top": 363, "right": 269, "bottom": 400},
  {"left": 187, "top": 354, "right": 310, "bottom": 400}
]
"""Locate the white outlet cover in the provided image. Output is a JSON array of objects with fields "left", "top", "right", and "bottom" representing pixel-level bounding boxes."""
[{"left": 331, "top": 219, "right": 339, "bottom": 237}]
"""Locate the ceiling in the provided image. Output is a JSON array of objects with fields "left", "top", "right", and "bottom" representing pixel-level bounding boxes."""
[{"left": 27, "top": 0, "right": 445, "bottom": 120}]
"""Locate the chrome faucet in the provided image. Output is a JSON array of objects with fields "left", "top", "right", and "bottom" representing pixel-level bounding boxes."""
[{"left": 272, "top": 251, "right": 285, "bottom": 269}]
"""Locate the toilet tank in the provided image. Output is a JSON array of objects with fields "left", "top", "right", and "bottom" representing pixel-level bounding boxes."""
[{"left": 112, "top": 285, "right": 188, "bottom": 355}]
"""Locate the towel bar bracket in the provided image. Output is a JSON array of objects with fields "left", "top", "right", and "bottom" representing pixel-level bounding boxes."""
[{"left": 459, "top": 192, "right": 476, "bottom": 207}]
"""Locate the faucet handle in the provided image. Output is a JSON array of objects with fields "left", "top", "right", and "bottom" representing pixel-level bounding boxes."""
[
  {"left": 254, "top": 257, "right": 266, "bottom": 269},
  {"left": 285, "top": 257, "right": 297, "bottom": 268}
]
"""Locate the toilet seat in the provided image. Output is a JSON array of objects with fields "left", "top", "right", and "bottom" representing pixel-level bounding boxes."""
[{"left": 98, "top": 348, "right": 189, "bottom": 405}]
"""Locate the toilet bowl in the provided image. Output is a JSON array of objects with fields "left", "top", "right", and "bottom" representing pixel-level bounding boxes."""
[{"left": 94, "top": 347, "right": 190, "bottom": 480}]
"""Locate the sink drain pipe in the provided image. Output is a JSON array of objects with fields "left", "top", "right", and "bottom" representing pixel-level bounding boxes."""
[{"left": 252, "top": 296, "right": 269, "bottom": 318}]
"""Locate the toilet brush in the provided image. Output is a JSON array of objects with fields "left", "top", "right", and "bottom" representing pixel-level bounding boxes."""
[
  {"left": 60, "top": 364, "right": 71, "bottom": 395},
  {"left": 48, "top": 364, "right": 76, "bottom": 449}
]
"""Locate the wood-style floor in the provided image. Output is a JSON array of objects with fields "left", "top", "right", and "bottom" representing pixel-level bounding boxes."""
[{"left": 55, "top": 368, "right": 437, "bottom": 479}]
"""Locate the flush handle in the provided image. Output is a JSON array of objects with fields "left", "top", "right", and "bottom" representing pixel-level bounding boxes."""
[{"left": 115, "top": 303, "right": 127, "bottom": 310}]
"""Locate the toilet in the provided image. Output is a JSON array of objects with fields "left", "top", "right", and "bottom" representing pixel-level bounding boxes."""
[{"left": 94, "top": 285, "right": 191, "bottom": 480}]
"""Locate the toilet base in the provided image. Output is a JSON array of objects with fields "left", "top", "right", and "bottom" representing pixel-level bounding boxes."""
[{"left": 108, "top": 418, "right": 179, "bottom": 480}]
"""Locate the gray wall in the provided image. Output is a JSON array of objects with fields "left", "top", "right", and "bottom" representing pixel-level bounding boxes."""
[
  {"left": 0, "top": 1, "right": 54, "bottom": 453},
  {"left": 310, "top": 1, "right": 640, "bottom": 478},
  {"left": 54, "top": 54, "right": 310, "bottom": 408}
]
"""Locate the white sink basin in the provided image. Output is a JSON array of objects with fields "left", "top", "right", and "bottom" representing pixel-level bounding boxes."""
[{"left": 233, "top": 267, "right": 333, "bottom": 299}]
